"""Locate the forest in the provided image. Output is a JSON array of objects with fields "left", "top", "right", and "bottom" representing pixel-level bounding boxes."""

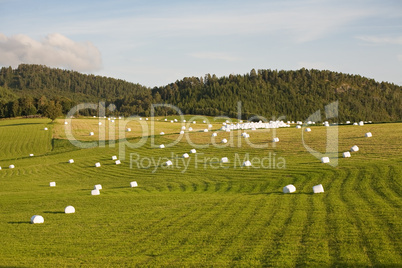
[{"left": 0, "top": 64, "right": 400, "bottom": 122}]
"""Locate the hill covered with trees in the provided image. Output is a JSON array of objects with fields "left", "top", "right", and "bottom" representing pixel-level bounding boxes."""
[{"left": 0, "top": 64, "right": 400, "bottom": 122}]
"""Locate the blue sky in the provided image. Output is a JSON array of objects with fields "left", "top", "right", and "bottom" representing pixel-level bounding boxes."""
[{"left": 1, "top": 0, "right": 401, "bottom": 87}]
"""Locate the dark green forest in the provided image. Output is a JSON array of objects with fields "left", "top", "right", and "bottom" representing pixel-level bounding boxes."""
[{"left": 0, "top": 64, "right": 400, "bottom": 122}]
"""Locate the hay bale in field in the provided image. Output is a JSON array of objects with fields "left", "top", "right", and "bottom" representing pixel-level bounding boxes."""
[
  {"left": 180, "top": 130, "right": 185, "bottom": 134},
  {"left": 181, "top": 126, "right": 186, "bottom": 130},
  {"left": 188, "top": 127, "right": 193, "bottom": 131},
  {"left": 208, "top": 124, "right": 213, "bottom": 128},
  {"left": 182, "top": 153, "right": 189, "bottom": 158},
  {"left": 212, "top": 132, "right": 217, "bottom": 137},
  {"left": 112, "top": 155, "right": 117, "bottom": 160},
  {"left": 49, "top": 182, "right": 56, "bottom": 187},
  {"left": 283, "top": 184, "right": 296, "bottom": 193},
  {"left": 130, "top": 181, "right": 138, "bottom": 187},
  {"left": 190, "top": 149, "right": 196, "bottom": 154},
  {"left": 94, "top": 184, "right": 102, "bottom": 190},
  {"left": 44, "top": 127, "right": 48, "bottom": 131},
  {"left": 221, "top": 138, "right": 228, "bottom": 144},
  {"left": 160, "top": 132, "right": 165, "bottom": 135},
  {"left": 359, "top": 121, "right": 364, "bottom": 126},
  {"left": 89, "top": 132, "right": 94, "bottom": 136},
  {"left": 312, "top": 184, "right": 324, "bottom": 193},
  {"left": 221, "top": 157, "right": 229, "bottom": 163},
  {"left": 0, "top": 166, "right": 1, "bottom": 170},
  {"left": 91, "top": 189, "right": 100, "bottom": 195},
  {"left": 296, "top": 125, "right": 301, "bottom": 129},
  {"left": 68, "top": 159, "right": 74, "bottom": 163},
  {"left": 342, "top": 152, "right": 351, "bottom": 158},
  {"left": 64, "top": 122, "right": 68, "bottom": 125},
  {"left": 95, "top": 162, "right": 101, "bottom": 167},
  {"left": 164, "top": 160, "right": 173, "bottom": 166},
  {"left": 30, "top": 215, "right": 44, "bottom": 224},
  {"left": 350, "top": 145, "right": 359, "bottom": 152},
  {"left": 193, "top": 121, "right": 196, "bottom": 124},
  {"left": 365, "top": 132, "right": 372, "bottom": 138},
  {"left": 65, "top": 206, "right": 75, "bottom": 214},
  {"left": 98, "top": 122, "right": 102, "bottom": 125},
  {"left": 305, "top": 128, "right": 311, "bottom": 132},
  {"left": 126, "top": 128, "right": 131, "bottom": 132},
  {"left": 321, "top": 157, "right": 330, "bottom": 163},
  {"left": 29, "top": 154, "right": 34, "bottom": 157},
  {"left": 115, "top": 160, "right": 121, "bottom": 165},
  {"left": 272, "top": 137, "right": 279, "bottom": 142},
  {"left": 353, "top": 122, "right": 358, "bottom": 125},
  {"left": 204, "top": 129, "right": 208, "bottom": 132},
  {"left": 9, "top": 164, "right": 15, "bottom": 169},
  {"left": 346, "top": 121, "right": 351, "bottom": 124},
  {"left": 242, "top": 160, "right": 252, "bottom": 167}
]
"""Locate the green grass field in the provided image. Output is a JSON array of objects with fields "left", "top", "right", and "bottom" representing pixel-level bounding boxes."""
[{"left": 0, "top": 117, "right": 401, "bottom": 267}]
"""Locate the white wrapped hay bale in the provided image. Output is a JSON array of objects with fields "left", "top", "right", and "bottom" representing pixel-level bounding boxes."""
[
  {"left": 353, "top": 122, "right": 358, "bottom": 125},
  {"left": 181, "top": 126, "right": 186, "bottom": 130},
  {"left": 305, "top": 128, "right": 311, "bottom": 132},
  {"left": 44, "top": 127, "right": 48, "bottom": 131},
  {"left": 313, "top": 184, "right": 324, "bottom": 193},
  {"left": 49, "top": 182, "right": 56, "bottom": 187},
  {"left": 89, "top": 132, "right": 94, "bottom": 136},
  {"left": 321, "top": 157, "right": 330, "bottom": 163},
  {"left": 126, "top": 128, "right": 131, "bottom": 132},
  {"left": 190, "top": 149, "right": 196, "bottom": 154},
  {"left": 99, "top": 122, "right": 102, "bottom": 125},
  {"left": 221, "top": 138, "right": 228, "bottom": 144},
  {"left": 159, "top": 144, "right": 165, "bottom": 149},
  {"left": 160, "top": 132, "right": 165, "bottom": 135},
  {"left": 115, "top": 160, "right": 121, "bottom": 165},
  {"left": 342, "top": 152, "right": 351, "bottom": 158},
  {"left": 65, "top": 206, "right": 75, "bottom": 214},
  {"left": 91, "top": 189, "right": 100, "bottom": 195},
  {"left": 188, "top": 127, "right": 193, "bottom": 131},
  {"left": 359, "top": 121, "right": 364, "bottom": 126},
  {"left": 272, "top": 137, "right": 279, "bottom": 143},
  {"left": 203, "top": 129, "right": 208, "bottom": 132},
  {"left": 95, "top": 162, "right": 101, "bottom": 167},
  {"left": 208, "top": 124, "right": 213, "bottom": 128},
  {"left": 283, "top": 184, "right": 296, "bottom": 193},
  {"left": 94, "top": 184, "right": 102, "bottom": 190},
  {"left": 130, "top": 181, "right": 138, "bottom": 187},
  {"left": 212, "top": 133, "right": 217, "bottom": 137},
  {"left": 9, "top": 164, "right": 15, "bottom": 169},
  {"left": 164, "top": 160, "right": 173, "bottom": 166},
  {"left": 221, "top": 157, "right": 229, "bottom": 163},
  {"left": 242, "top": 160, "right": 252, "bottom": 167},
  {"left": 182, "top": 153, "right": 189, "bottom": 158},
  {"left": 30, "top": 215, "right": 44, "bottom": 224},
  {"left": 64, "top": 122, "right": 68, "bottom": 125},
  {"left": 365, "top": 132, "right": 372, "bottom": 138},
  {"left": 350, "top": 145, "right": 359, "bottom": 152},
  {"left": 29, "top": 154, "right": 34, "bottom": 157},
  {"left": 296, "top": 125, "right": 301, "bottom": 129},
  {"left": 0, "top": 166, "right": 1, "bottom": 170},
  {"left": 179, "top": 131, "right": 185, "bottom": 134},
  {"left": 112, "top": 155, "right": 117, "bottom": 160},
  {"left": 68, "top": 159, "right": 74, "bottom": 163}
]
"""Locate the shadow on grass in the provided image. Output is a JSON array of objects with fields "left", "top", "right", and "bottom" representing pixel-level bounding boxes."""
[
  {"left": 43, "top": 211, "right": 64, "bottom": 214},
  {"left": 8, "top": 221, "right": 31, "bottom": 224}
]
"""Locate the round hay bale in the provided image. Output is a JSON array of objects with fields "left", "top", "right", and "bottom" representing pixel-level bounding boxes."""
[
  {"left": 350, "top": 145, "right": 359, "bottom": 152},
  {"left": 342, "top": 152, "right": 351, "bottom": 158},
  {"left": 9, "top": 164, "right": 15, "bottom": 169},
  {"left": 242, "top": 160, "right": 252, "bottom": 167},
  {"left": 283, "top": 184, "right": 296, "bottom": 193},
  {"left": 190, "top": 149, "right": 196, "bottom": 154},
  {"left": 182, "top": 153, "right": 189, "bottom": 158},
  {"left": 65, "top": 206, "right": 75, "bottom": 214},
  {"left": 159, "top": 144, "right": 165, "bottom": 149},
  {"left": 30, "top": 215, "right": 44, "bottom": 224},
  {"left": 221, "top": 157, "right": 229, "bottom": 163},
  {"left": 321, "top": 157, "right": 330, "bottom": 163},
  {"left": 49, "top": 182, "right": 56, "bottom": 187}
]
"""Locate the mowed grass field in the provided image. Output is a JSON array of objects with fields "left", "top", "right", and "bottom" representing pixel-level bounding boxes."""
[{"left": 0, "top": 117, "right": 401, "bottom": 267}]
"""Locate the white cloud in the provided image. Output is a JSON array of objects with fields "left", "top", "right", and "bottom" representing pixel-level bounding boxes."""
[
  {"left": 188, "top": 52, "right": 240, "bottom": 62},
  {"left": 0, "top": 33, "right": 102, "bottom": 72},
  {"left": 356, "top": 36, "right": 402, "bottom": 45}
]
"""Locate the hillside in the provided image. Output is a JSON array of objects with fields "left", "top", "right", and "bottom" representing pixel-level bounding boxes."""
[{"left": 0, "top": 64, "right": 400, "bottom": 122}]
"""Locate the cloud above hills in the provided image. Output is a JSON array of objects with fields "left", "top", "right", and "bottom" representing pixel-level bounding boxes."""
[{"left": 0, "top": 33, "right": 102, "bottom": 72}]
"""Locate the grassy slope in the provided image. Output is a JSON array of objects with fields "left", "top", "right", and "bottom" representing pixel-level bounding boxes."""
[{"left": 0, "top": 118, "right": 400, "bottom": 267}]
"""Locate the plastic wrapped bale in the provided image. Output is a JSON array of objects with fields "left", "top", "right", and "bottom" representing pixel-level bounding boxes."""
[
  {"left": 365, "top": 132, "right": 372, "bottom": 138},
  {"left": 49, "top": 182, "right": 56, "bottom": 187},
  {"left": 64, "top": 122, "right": 68, "bottom": 125},
  {"left": 99, "top": 122, "right": 102, "bottom": 125},
  {"left": 188, "top": 127, "right": 193, "bottom": 131},
  {"left": 65, "top": 206, "right": 75, "bottom": 214},
  {"left": 221, "top": 138, "right": 228, "bottom": 144},
  {"left": 313, "top": 184, "right": 324, "bottom": 193},
  {"left": 112, "top": 156, "right": 117, "bottom": 160},
  {"left": 30, "top": 215, "right": 44, "bottom": 224},
  {"left": 305, "top": 128, "right": 311, "bottom": 132},
  {"left": 91, "top": 189, "right": 100, "bottom": 195},
  {"left": 29, "top": 154, "right": 34, "bottom": 157},
  {"left": 181, "top": 126, "right": 186, "bottom": 130},
  {"left": 242, "top": 160, "right": 252, "bottom": 167},
  {"left": 130, "top": 181, "right": 138, "bottom": 187},
  {"left": 353, "top": 122, "right": 358, "bottom": 125},
  {"left": 126, "top": 128, "right": 131, "bottom": 132},
  {"left": 212, "top": 133, "right": 217, "bottom": 137},
  {"left": 272, "top": 137, "right": 279, "bottom": 143},
  {"left": 159, "top": 144, "right": 165, "bottom": 149},
  {"left": 190, "top": 149, "right": 196, "bottom": 154},
  {"left": 283, "top": 184, "right": 296, "bottom": 193},
  {"left": 221, "top": 157, "right": 229, "bottom": 163},
  {"left": 321, "top": 157, "right": 330, "bottom": 163},
  {"left": 350, "top": 145, "right": 359, "bottom": 152},
  {"left": 179, "top": 131, "right": 184, "bottom": 134},
  {"left": 95, "top": 162, "right": 101, "bottom": 167},
  {"left": 160, "top": 132, "right": 165, "bottom": 135},
  {"left": 94, "top": 184, "right": 102, "bottom": 190},
  {"left": 182, "top": 153, "right": 189, "bottom": 158},
  {"left": 0, "top": 166, "right": 1, "bottom": 170},
  {"left": 44, "top": 127, "right": 48, "bottom": 131},
  {"left": 296, "top": 125, "right": 301, "bottom": 129},
  {"left": 359, "top": 121, "right": 364, "bottom": 126},
  {"left": 343, "top": 152, "right": 351, "bottom": 158},
  {"left": 115, "top": 160, "right": 121, "bottom": 165},
  {"left": 9, "top": 164, "right": 15, "bottom": 169},
  {"left": 208, "top": 124, "right": 213, "bottom": 128},
  {"left": 204, "top": 129, "right": 208, "bottom": 132},
  {"left": 89, "top": 132, "right": 94, "bottom": 136},
  {"left": 165, "top": 160, "right": 173, "bottom": 166},
  {"left": 68, "top": 159, "right": 74, "bottom": 164}
]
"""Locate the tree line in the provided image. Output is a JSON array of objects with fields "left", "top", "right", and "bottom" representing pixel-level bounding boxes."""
[{"left": 0, "top": 64, "right": 400, "bottom": 122}]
